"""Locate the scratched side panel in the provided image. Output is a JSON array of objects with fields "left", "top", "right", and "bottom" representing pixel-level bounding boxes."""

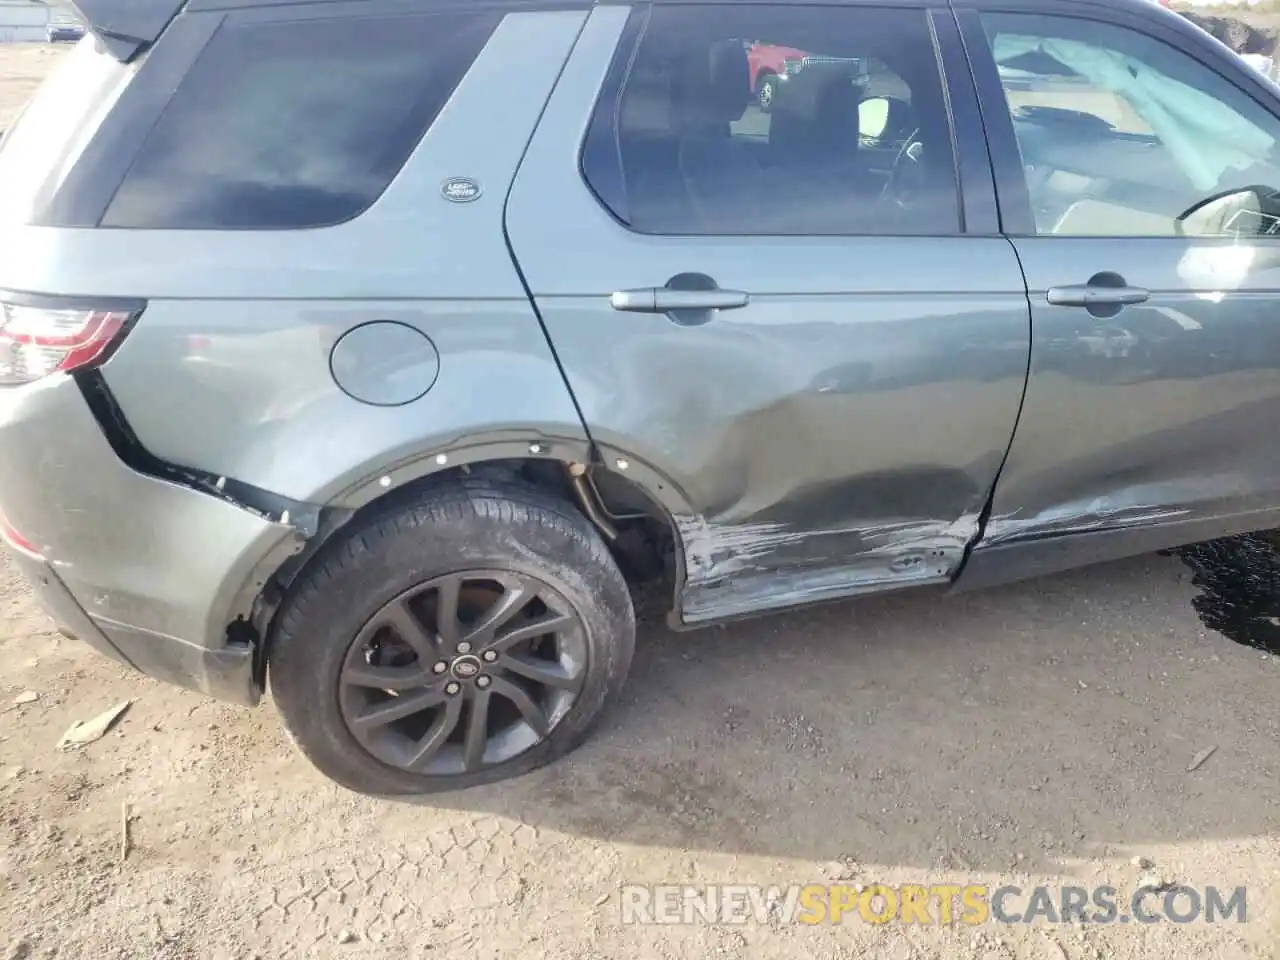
[
  {"left": 0, "top": 374, "right": 288, "bottom": 648},
  {"left": 505, "top": 38, "right": 1029, "bottom": 618},
  {"left": 959, "top": 238, "right": 1280, "bottom": 592},
  {"left": 99, "top": 297, "right": 589, "bottom": 505},
  {"left": 506, "top": 7, "right": 1032, "bottom": 623},
  {"left": 533, "top": 281, "right": 1030, "bottom": 623}
]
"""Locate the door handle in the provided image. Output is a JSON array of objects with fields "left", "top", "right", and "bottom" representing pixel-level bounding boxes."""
[
  {"left": 611, "top": 288, "right": 750, "bottom": 313},
  {"left": 1046, "top": 283, "right": 1149, "bottom": 307}
]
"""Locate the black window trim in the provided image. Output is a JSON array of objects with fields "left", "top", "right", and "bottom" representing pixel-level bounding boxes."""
[
  {"left": 930, "top": 7, "right": 999, "bottom": 235},
  {"left": 189, "top": 0, "right": 592, "bottom": 11},
  {"left": 201, "top": 0, "right": 550, "bottom": 28},
  {"left": 577, "top": 5, "right": 649, "bottom": 230},
  {"left": 645, "top": 0, "right": 944, "bottom": 8},
  {"left": 954, "top": 0, "right": 1280, "bottom": 238},
  {"left": 576, "top": 0, "right": 990, "bottom": 240}
]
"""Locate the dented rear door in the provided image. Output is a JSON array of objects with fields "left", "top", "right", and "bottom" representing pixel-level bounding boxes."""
[
  {"left": 506, "top": 2, "right": 1032, "bottom": 624},
  {"left": 954, "top": 3, "right": 1280, "bottom": 588}
]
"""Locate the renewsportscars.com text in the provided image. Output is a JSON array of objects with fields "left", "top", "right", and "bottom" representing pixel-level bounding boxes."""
[{"left": 620, "top": 883, "right": 1247, "bottom": 926}]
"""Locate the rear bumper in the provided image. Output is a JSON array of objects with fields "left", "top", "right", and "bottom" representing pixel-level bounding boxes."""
[
  {"left": 0, "top": 372, "right": 299, "bottom": 706},
  {"left": 5, "top": 548, "right": 258, "bottom": 704},
  {"left": 7, "top": 547, "right": 133, "bottom": 670}
]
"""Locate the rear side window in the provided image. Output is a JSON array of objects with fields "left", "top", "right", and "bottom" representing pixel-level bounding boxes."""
[
  {"left": 101, "top": 10, "right": 499, "bottom": 230},
  {"left": 580, "top": 4, "right": 960, "bottom": 236}
]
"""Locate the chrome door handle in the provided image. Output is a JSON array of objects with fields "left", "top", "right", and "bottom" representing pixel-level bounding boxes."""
[
  {"left": 1046, "top": 284, "right": 1149, "bottom": 307},
  {"left": 611, "top": 288, "right": 750, "bottom": 313}
]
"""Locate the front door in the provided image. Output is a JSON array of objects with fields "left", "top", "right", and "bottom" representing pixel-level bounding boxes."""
[
  {"left": 505, "top": 2, "right": 1031, "bottom": 624},
  {"left": 955, "top": 1, "right": 1280, "bottom": 582}
]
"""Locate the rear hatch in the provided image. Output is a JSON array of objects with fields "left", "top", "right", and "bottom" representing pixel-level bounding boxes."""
[
  {"left": 0, "top": 0, "right": 188, "bottom": 228},
  {"left": 0, "top": 39, "right": 137, "bottom": 227}
]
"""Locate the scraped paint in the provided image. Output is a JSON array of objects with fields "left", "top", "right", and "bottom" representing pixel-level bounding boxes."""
[
  {"left": 675, "top": 516, "right": 809, "bottom": 585},
  {"left": 984, "top": 500, "right": 1190, "bottom": 546},
  {"left": 674, "top": 512, "right": 982, "bottom": 623}
]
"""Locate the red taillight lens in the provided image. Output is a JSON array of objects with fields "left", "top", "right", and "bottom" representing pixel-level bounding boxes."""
[
  {"left": 0, "top": 508, "right": 41, "bottom": 560},
  {"left": 0, "top": 301, "right": 135, "bottom": 385}
]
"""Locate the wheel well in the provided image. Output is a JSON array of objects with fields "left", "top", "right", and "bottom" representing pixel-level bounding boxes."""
[
  {"left": 248, "top": 457, "right": 678, "bottom": 683},
  {"left": 362, "top": 457, "right": 677, "bottom": 584}
]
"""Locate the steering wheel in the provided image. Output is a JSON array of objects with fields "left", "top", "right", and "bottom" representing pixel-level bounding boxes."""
[{"left": 880, "top": 127, "right": 926, "bottom": 208}]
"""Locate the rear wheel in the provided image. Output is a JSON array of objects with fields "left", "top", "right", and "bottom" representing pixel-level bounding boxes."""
[{"left": 268, "top": 478, "right": 636, "bottom": 795}]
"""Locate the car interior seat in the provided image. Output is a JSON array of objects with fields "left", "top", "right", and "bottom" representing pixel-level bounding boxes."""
[
  {"left": 672, "top": 40, "right": 763, "bottom": 232},
  {"left": 765, "top": 70, "right": 876, "bottom": 232},
  {"left": 878, "top": 96, "right": 918, "bottom": 147}
]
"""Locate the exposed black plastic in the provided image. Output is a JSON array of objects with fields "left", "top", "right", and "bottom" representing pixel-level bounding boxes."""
[
  {"left": 65, "top": 0, "right": 185, "bottom": 60},
  {"left": 75, "top": 370, "right": 321, "bottom": 536}
]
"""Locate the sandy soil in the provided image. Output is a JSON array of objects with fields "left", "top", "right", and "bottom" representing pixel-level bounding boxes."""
[
  {"left": 5, "top": 548, "right": 1279, "bottom": 960},
  {"left": 2, "top": 40, "right": 1279, "bottom": 960},
  {"left": 0, "top": 44, "right": 62, "bottom": 132}
]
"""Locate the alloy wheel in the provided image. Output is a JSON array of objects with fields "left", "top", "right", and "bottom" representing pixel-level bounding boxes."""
[{"left": 338, "top": 570, "right": 589, "bottom": 775}]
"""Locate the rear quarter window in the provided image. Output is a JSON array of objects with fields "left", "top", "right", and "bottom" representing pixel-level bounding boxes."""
[{"left": 101, "top": 9, "right": 500, "bottom": 230}]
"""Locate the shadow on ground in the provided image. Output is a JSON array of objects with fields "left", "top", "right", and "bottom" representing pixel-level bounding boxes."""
[{"left": 408, "top": 550, "right": 1280, "bottom": 875}]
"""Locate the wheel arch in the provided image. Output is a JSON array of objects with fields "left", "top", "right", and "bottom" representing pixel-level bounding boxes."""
[
  {"left": 240, "top": 436, "right": 698, "bottom": 686},
  {"left": 263, "top": 464, "right": 639, "bottom": 793}
]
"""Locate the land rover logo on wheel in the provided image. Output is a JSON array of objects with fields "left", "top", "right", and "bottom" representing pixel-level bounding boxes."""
[
  {"left": 451, "top": 655, "right": 482, "bottom": 679},
  {"left": 441, "top": 177, "right": 481, "bottom": 203}
]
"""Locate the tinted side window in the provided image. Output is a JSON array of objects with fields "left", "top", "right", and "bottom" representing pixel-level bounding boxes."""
[
  {"left": 982, "top": 12, "right": 1280, "bottom": 237},
  {"left": 102, "top": 10, "right": 499, "bottom": 230},
  {"left": 581, "top": 5, "right": 960, "bottom": 236}
]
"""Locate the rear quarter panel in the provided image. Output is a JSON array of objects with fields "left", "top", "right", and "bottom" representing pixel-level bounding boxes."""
[{"left": 0, "top": 11, "right": 594, "bottom": 505}]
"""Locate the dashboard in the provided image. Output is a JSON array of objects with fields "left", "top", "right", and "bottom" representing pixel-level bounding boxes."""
[{"left": 1010, "top": 104, "right": 1199, "bottom": 234}]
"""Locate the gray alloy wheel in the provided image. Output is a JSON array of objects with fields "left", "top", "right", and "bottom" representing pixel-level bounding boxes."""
[
  {"left": 268, "top": 476, "right": 636, "bottom": 795},
  {"left": 338, "top": 570, "right": 589, "bottom": 775}
]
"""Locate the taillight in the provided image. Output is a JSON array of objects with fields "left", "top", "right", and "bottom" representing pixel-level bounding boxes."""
[
  {"left": 0, "top": 508, "right": 41, "bottom": 560},
  {"left": 0, "top": 299, "right": 137, "bottom": 385}
]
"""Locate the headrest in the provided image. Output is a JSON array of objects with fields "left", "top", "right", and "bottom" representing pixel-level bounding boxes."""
[
  {"left": 879, "top": 97, "right": 917, "bottom": 142},
  {"left": 674, "top": 40, "right": 751, "bottom": 131},
  {"left": 815, "top": 77, "right": 862, "bottom": 146},
  {"left": 770, "top": 73, "right": 862, "bottom": 158}
]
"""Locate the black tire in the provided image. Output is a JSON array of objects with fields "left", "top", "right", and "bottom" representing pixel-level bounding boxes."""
[
  {"left": 268, "top": 477, "right": 636, "bottom": 795},
  {"left": 757, "top": 72, "right": 779, "bottom": 113}
]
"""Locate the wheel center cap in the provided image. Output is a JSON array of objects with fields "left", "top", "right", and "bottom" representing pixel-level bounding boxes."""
[{"left": 450, "top": 655, "right": 482, "bottom": 680}]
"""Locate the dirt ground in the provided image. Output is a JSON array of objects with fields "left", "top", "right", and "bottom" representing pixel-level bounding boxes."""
[
  {"left": 0, "top": 44, "right": 60, "bottom": 133},
  {"left": 2, "top": 40, "right": 1280, "bottom": 960}
]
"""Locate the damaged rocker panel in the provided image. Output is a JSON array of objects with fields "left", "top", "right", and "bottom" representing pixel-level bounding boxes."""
[{"left": 676, "top": 513, "right": 981, "bottom": 624}]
